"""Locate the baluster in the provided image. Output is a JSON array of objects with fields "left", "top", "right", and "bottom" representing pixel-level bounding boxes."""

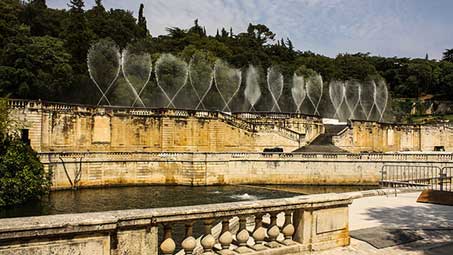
[
  {"left": 265, "top": 212, "right": 281, "bottom": 248},
  {"left": 251, "top": 213, "right": 267, "bottom": 251},
  {"left": 160, "top": 224, "right": 176, "bottom": 255},
  {"left": 280, "top": 211, "right": 296, "bottom": 246},
  {"left": 218, "top": 218, "right": 233, "bottom": 254},
  {"left": 182, "top": 221, "right": 197, "bottom": 255},
  {"left": 235, "top": 215, "right": 253, "bottom": 253},
  {"left": 201, "top": 219, "right": 216, "bottom": 255}
]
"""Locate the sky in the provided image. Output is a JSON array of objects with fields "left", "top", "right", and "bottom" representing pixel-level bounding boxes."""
[{"left": 47, "top": 0, "right": 453, "bottom": 59}]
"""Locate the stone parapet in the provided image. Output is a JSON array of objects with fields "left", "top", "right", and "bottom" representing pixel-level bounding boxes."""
[
  {"left": 39, "top": 151, "right": 453, "bottom": 189},
  {"left": 0, "top": 193, "right": 352, "bottom": 255},
  {"left": 333, "top": 120, "right": 453, "bottom": 152},
  {"left": 8, "top": 99, "right": 323, "bottom": 153}
]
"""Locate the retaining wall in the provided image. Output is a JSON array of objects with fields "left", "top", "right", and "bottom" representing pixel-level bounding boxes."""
[{"left": 43, "top": 152, "right": 453, "bottom": 189}]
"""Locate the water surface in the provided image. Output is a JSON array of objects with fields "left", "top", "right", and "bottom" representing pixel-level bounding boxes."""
[
  {"left": 0, "top": 185, "right": 378, "bottom": 219},
  {"left": 0, "top": 185, "right": 297, "bottom": 218}
]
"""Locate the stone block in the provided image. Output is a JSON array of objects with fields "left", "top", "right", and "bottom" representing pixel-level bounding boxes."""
[{"left": 0, "top": 236, "right": 110, "bottom": 255}]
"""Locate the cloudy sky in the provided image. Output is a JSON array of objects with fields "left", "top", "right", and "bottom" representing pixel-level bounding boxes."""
[{"left": 47, "top": 0, "right": 453, "bottom": 59}]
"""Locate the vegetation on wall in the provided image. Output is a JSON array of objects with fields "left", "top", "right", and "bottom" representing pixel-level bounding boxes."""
[
  {"left": 0, "top": 98, "right": 51, "bottom": 207},
  {"left": 0, "top": 0, "right": 452, "bottom": 107}
]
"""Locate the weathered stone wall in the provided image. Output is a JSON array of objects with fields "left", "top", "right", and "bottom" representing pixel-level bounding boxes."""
[
  {"left": 333, "top": 120, "right": 453, "bottom": 152},
  {"left": 43, "top": 152, "right": 453, "bottom": 189},
  {"left": 9, "top": 100, "right": 324, "bottom": 153}
]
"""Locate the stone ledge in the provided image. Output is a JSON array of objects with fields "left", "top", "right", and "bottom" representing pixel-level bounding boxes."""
[
  {"left": 0, "top": 193, "right": 352, "bottom": 241},
  {"left": 344, "top": 187, "right": 425, "bottom": 200}
]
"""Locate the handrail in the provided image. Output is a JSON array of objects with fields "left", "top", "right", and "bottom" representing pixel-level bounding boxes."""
[{"left": 380, "top": 165, "right": 453, "bottom": 192}]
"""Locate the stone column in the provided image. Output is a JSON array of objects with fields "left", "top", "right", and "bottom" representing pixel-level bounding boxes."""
[{"left": 293, "top": 208, "right": 314, "bottom": 250}]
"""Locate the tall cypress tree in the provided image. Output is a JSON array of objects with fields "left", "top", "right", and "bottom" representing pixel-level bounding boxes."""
[
  {"left": 286, "top": 38, "right": 294, "bottom": 51},
  {"left": 138, "top": 3, "right": 148, "bottom": 37}
]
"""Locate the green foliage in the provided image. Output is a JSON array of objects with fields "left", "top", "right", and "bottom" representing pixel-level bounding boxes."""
[
  {"left": 1, "top": 26, "right": 73, "bottom": 100},
  {"left": 294, "top": 65, "right": 317, "bottom": 77},
  {"left": 0, "top": 98, "right": 51, "bottom": 207},
  {"left": 0, "top": 0, "right": 452, "bottom": 106},
  {"left": 0, "top": 138, "right": 51, "bottom": 207},
  {"left": 443, "top": 49, "right": 453, "bottom": 62}
]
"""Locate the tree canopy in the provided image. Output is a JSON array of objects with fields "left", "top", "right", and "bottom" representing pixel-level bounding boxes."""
[{"left": 0, "top": 0, "right": 452, "bottom": 106}]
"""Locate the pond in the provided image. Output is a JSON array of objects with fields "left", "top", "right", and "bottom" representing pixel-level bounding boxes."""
[{"left": 0, "top": 184, "right": 378, "bottom": 218}]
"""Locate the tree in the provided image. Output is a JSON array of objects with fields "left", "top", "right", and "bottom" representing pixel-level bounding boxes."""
[
  {"left": 1, "top": 0, "right": 453, "bottom": 105},
  {"left": 95, "top": 0, "right": 103, "bottom": 8},
  {"left": 63, "top": 0, "right": 92, "bottom": 73},
  {"left": 220, "top": 27, "right": 228, "bottom": 38},
  {"left": 246, "top": 23, "right": 275, "bottom": 45},
  {"left": 443, "top": 49, "right": 453, "bottom": 62},
  {"left": 137, "top": 3, "right": 148, "bottom": 37},
  {"left": 21, "top": 1, "right": 64, "bottom": 37},
  {"left": 68, "top": 0, "right": 84, "bottom": 13},
  {"left": 0, "top": 98, "right": 51, "bottom": 207},
  {"left": 1, "top": 25, "right": 73, "bottom": 100},
  {"left": 286, "top": 38, "right": 294, "bottom": 51},
  {"left": 334, "top": 54, "right": 378, "bottom": 81},
  {"left": 86, "top": 0, "right": 106, "bottom": 37},
  {"left": 31, "top": 0, "right": 47, "bottom": 8},
  {"left": 188, "top": 19, "right": 204, "bottom": 37}
]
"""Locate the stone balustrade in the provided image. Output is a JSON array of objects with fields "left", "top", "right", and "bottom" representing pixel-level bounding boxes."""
[
  {"left": 38, "top": 151, "right": 453, "bottom": 189},
  {"left": 7, "top": 99, "right": 322, "bottom": 153},
  {"left": 7, "top": 99, "right": 322, "bottom": 124},
  {"left": 39, "top": 151, "right": 453, "bottom": 163},
  {"left": 0, "top": 193, "right": 352, "bottom": 255}
]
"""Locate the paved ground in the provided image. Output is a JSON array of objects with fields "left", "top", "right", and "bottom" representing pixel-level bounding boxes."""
[{"left": 314, "top": 192, "right": 453, "bottom": 255}]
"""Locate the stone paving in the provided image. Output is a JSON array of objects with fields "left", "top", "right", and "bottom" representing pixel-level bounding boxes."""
[{"left": 313, "top": 192, "right": 453, "bottom": 255}]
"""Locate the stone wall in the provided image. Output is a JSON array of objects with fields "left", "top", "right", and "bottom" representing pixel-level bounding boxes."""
[
  {"left": 333, "top": 120, "right": 453, "bottom": 152},
  {"left": 42, "top": 152, "right": 453, "bottom": 189},
  {"left": 9, "top": 100, "right": 323, "bottom": 153}
]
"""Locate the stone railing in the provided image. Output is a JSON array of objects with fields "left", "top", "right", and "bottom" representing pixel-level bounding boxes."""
[
  {"left": 7, "top": 99, "right": 310, "bottom": 144},
  {"left": 39, "top": 151, "right": 453, "bottom": 163},
  {"left": 233, "top": 111, "right": 321, "bottom": 122},
  {"left": 218, "top": 112, "right": 305, "bottom": 143},
  {"left": 0, "top": 193, "right": 352, "bottom": 255},
  {"left": 254, "top": 123, "right": 305, "bottom": 144}
]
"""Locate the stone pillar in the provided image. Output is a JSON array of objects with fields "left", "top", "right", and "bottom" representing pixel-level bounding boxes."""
[
  {"left": 293, "top": 209, "right": 314, "bottom": 249},
  {"left": 293, "top": 205, "right": 350, "bottom": 252},
  {"left": 115, "top": 225, "right": 158, "bottom": 255}
]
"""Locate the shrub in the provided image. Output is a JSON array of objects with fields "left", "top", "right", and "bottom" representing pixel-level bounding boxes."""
[{"left": 0, "top": 98, "right": 51, "bottom": 207}]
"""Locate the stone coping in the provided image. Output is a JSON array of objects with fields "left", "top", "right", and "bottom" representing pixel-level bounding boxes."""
[
  {"left": 343, "top": 187, "right": 424, "bottom": 200},
  {"left": 38, "top": 151, "right": 453, "bottom": 156},
  {"left": 8, "top": 99, "right": 323, "bottom": 122},
  {"left": 37, "top": 151, "right": 453, "bottom": 164},
  {"left": 0, "top": 193, "right": 351, "bottom": 240}
]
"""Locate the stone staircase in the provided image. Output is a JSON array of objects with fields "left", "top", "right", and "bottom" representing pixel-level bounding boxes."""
[
  {"left": 294, "top": 124, "right": 348, "bottom": 153},
  {"left": 218, "top": 112, "right": 304, "bottom": 144}
]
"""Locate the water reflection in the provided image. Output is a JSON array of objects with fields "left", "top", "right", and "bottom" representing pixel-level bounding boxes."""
[
  {"left": 0, "top": 185, "right": 377, "bottom": 219},
  {"left": 0, "top": 185, "right": 297, "bottom": 218}
]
